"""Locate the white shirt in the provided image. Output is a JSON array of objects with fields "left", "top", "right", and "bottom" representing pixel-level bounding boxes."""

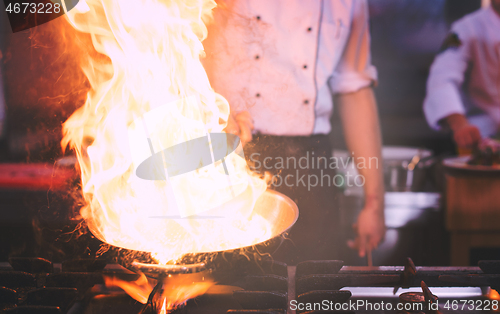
[
  {"left": 424, "top": 6, "right": 500, "bottom": 135},
  {"left": 202, "top": 0, "right": 377, "bottom": 136}
]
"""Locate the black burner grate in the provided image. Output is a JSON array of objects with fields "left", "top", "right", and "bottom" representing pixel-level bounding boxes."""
[{"left": 1, "top": 257, "right": 500, "bottom": 314}]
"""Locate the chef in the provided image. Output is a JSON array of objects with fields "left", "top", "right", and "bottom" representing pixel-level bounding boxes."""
[
  {"left": 203, "top": 0, "right": 385, "bottom": 263},
  {"left": 423, "top": 0, "right": 500, "bottom": 149}
]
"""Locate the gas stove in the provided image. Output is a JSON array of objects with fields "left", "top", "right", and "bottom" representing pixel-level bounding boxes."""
[{"left": 1, "top": 257, "right": 499, "bottom": 314}]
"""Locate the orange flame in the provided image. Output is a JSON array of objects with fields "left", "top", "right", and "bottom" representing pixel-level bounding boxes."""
[
  {"left": 104, "top": 273, "right": 152, "bottom": 304},
  {"left": 489, "top": 288, "right": 500, "bottom": 300},
  {"left": 60, "top": 0, "right": 272, "bottom": 263},
  {"left": 489, "top": 289, "right": 500, "bottom": 313},
  {"left": 104, "top": 272, "right": 214, "bottom": 312}
]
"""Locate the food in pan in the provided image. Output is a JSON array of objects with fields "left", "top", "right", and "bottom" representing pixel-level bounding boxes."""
[{"left": 467, "top": 138, "right": 500, "bottom": 166}]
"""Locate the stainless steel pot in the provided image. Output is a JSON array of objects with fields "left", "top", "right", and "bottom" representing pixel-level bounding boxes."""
[
  {"left": 333, "top": 146, "right": 437, "bottom": 192},
  {"left": 382, "top": 146, "right": 435, "bottom": 192}
]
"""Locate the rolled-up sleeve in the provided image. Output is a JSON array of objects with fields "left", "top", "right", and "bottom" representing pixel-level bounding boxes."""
[
  {"left": 328, "top": 0, "right": 377, "bottom": 94},
  {"left": 423, "top": 26, "right": 470, "bottom": 130}
]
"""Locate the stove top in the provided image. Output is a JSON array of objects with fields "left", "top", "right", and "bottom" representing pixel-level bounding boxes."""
[{"left": 1, "top": 257, "right": 499, "bottom": 314}]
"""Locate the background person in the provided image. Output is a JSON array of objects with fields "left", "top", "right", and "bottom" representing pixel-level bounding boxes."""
[{"left": 423, "top": 0, "right": 500, "bottom": 150}]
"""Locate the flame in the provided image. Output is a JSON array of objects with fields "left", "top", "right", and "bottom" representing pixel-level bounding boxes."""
[
  {"left": 60, "top": 0, "right": 272, "bottom": 263},
  {"left": 104, "top": 273, "right": 152, "bottom": 304},
  {"left": 104, "top": 272, "right": 214, "bottom": 312},
  {"left": 489, "top": 289, "right": 500, "bottom": 313},
  {"left": 489, "top": 289, "right": 500, "bottom": 300}
]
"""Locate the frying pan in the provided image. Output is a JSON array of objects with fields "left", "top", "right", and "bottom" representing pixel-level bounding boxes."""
[
  {"left": 55, "top": 155, "right": 298, "bottom": 278},
  {"left": 112, "top": 190, "right": 299, "bottom": 280}
]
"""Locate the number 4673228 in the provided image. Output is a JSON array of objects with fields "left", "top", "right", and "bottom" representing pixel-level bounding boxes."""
[
  {"left": 443, "top": 299, "right": 499, "bottom": 311},
  {"left": 5, "top": 2, "right": 62, "bottom": 14}
]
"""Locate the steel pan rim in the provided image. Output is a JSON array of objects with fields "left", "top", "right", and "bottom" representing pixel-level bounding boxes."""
[{"left": 114, "top": 189, "right": 299, "bottom": 273}]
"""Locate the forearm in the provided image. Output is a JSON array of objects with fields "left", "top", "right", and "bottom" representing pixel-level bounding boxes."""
[
  {"left": 336, "top": 87, "right": 384, "bottom": 212},
  {"left": 442, "top": 113, "right": 468, "bottom": 132}
]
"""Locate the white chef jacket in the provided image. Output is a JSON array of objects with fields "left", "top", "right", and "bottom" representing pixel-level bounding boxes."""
[
  {"left": 202, "top": 0, "right": 377, "bottom": 136},
  {"left": 423, "top": 6, "right": 500, "bottom": 135}
]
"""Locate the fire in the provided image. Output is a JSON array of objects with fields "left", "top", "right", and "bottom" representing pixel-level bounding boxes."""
[
  {"left": 489, "top": 289, "right": 500, "bottom": 313},
  {"left": 105, "top": 273, "right": 152, "bottom": 304},
  {"left": 489, "top": 289, "right": 500, "bottom": 300},
  {"left": 104, "top": 272, "right": 214, "bottom": 312},
  {"left": 60, "top": 0, "right": 272, "bottom": 263}
]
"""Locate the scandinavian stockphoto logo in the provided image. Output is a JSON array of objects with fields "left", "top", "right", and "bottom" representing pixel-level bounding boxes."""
[
  {"left": 128, "top": 97, "right": 245, "bottom": 218},
  {"left": 3, "top": 0, "right": 79, "bottom": 33}
]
